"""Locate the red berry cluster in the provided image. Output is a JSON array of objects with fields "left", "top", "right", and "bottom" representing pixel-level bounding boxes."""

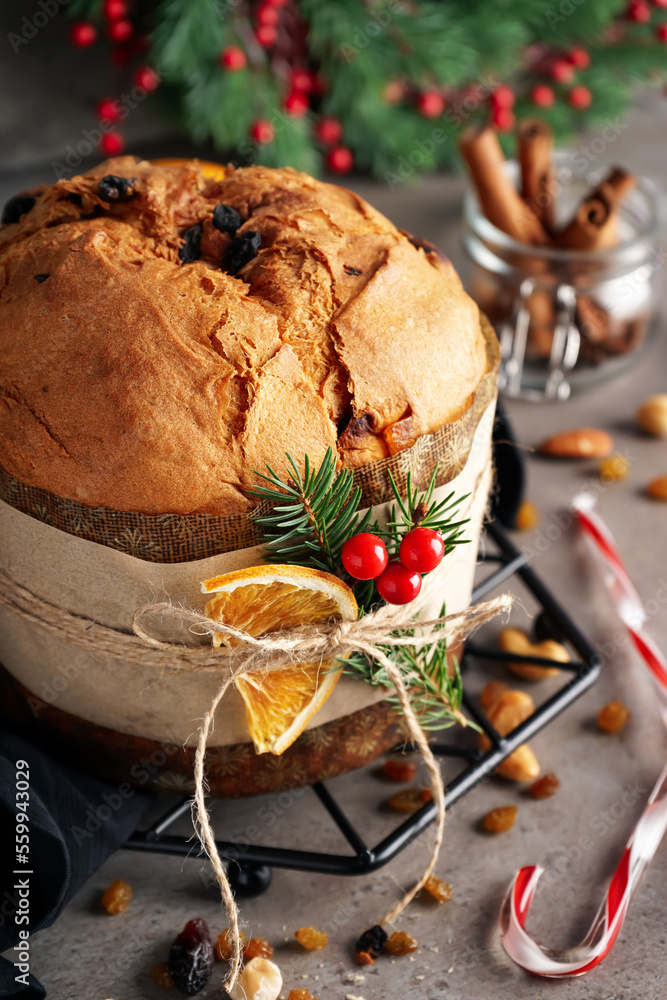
[
  {"left": 525, "top": 46, "right": 593, "bottom": 111},
  {"left": 341, "top": 526, "right": 445, "bottom": 606}
]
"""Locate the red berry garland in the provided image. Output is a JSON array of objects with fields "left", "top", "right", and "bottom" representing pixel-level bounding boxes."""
[
  {"left": 550, "top": 59, "right": 575, "bottom": 83},
  {"left": 97, "top": 98, "right": 120, "bottom": 123},
  {"left": 399, "top": 527, "right": 445, "bottom": 574},
  {"left": 221, "top": 46, "right": 247, "bottom": 71},
  {"left": 315, "top": 117, "right": 343, "bottom": 144},
  {"left": 658, "top": 23, "right": 667, "bottom": 39},
  {"left": 249, "top": 120, "right": 275, "bottom": 144},
  {"left": 531, "top": 84, "right": 555, "bottom": 107},
  {"left": 256, "top": 24, "right": 278, "bottom": 47},
  {"left": 569, "top": 85, "right": 592, "bottom": 108},
  {"left": 417, "top": 91, "right": 445, "bottom": 118},
  {"left": 103, "top": 0, "right": 127, "bottom": 19},
  {"left": 326, "top": 146, "right": 353, "bottom": 173},
  {"left": 341, "top": 533, "right": 388, "bottom": 580},
  {"left": 284, "top": 91, "right": 309, "bottom": 116},
  {"left": 291, "top": 68, "right": 313, "bottom": 92},
  {"left": 492, "top": 106, "right": 515, "bottom": 131},
  {"left": 491, "top": 85, "right": 515, "bottom": 109},
  {"left": 376, "top": 563, "right": 422, "bottom": 606},
  {"left": 567, "top": 46, "right": 590, "bottom": 68},
  {"left": 257, "top": 4, "right": 280, "bottom": 26},
  {"left": 134, "top": 66, "right": 160, "bottom": 92},
  {"left": 107, "top": 19, "right": 133, "bottom": 44},
  {"left": 69, "top": 22, "right": 97, "bottom": 48},
  {"left": 628, "top": 0, "right": 651, "bottom": 20}
]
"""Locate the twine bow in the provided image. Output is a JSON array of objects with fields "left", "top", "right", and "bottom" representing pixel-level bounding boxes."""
[{"left": 132, "top": 590, "right": 513, "bottom": 991}]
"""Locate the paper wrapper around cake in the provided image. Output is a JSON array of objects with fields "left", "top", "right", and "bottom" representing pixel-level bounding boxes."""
[{"left": 0, "top": 323, "right": 498, "bottom": 797}]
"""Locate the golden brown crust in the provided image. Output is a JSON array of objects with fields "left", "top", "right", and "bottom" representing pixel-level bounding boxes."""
[{"left": 0, "top": 158, "right": 489, "bottom": 515}]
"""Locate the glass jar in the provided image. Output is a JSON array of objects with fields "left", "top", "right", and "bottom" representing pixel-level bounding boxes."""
[{"left": 462, "top": 155, "right": 661, "bottom": 400}]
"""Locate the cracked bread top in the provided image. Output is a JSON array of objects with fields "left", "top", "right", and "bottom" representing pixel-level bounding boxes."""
[{"left": 0, "top": 157, "right": 489, "bottom": 516}]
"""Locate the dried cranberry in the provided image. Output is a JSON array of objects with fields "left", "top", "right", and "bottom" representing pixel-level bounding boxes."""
[
  {"left": 179, "top": 223, "right": 203, "bottom": 264},
  {"left": 97, "top": 175, "right": 137, "bottom": 202},
  {"left": 2, "top": 195, "right": 36, "bottom": 225},
  {"left": 224, "top": 231, "right": 261, "bottom": 275},
  {"left": 168, "top": 918, "right": 214, "bottom": 996},
  {"left": 355, "top": 924, "right": 387, "bottom": 960},
  {"left": 212, "top": 203, "right": 242, "bottom": 234}
]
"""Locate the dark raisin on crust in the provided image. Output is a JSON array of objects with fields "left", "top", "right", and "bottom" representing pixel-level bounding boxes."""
[
  {"left": 34, "top": 274, "right": 49, "bottom": 283},
  {"left": 212, "top": 203, "right": 243, "bottom": 234},
  {"left": 401, "top": 230, "right": 450, "bottom": 265},
  {"left": 2, "top": 195, "right": 36, "bottom": 226},
  {"left": 224, "top": 231, "right": 262, "bottom": 276},
  {"left": 179, "top": 223, "right": 204, "bottom": 264},
  {"left": 168, "top": 918, "right": 214, "bottom": 996},
  {"left": 339, "top": 412, "right": 376, "bottom": 439},
  {"left": 97, "top": 175, "right": 137, "bottom": 203},
  {"left": 343, "top": 264, "right": 362, "bottom": 276}
]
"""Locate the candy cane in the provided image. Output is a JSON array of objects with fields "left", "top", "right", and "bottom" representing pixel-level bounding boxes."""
[{"left": 499, "top": 492, "right": 667, "bottom": 977}]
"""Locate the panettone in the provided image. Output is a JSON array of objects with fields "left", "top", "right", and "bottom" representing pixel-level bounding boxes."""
[{"left": 0, "top": 157, "right": 488, "bottom": 516}]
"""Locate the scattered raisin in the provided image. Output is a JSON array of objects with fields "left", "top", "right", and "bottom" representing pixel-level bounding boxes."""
[
  {"left": 101, "top": 878, "right": 132, "bottom": 914},
  {"left": 168, "top": 918, "right": 214, "bottom": 996},
  {"left": 212, "top": 203, "right": 242, "bottom": 234},
  {"left": 479, "top": 680, "right": 508, "bottom": 709},
  {"left": 386, "top": 788, "right": 432, "bottom": 813},
  {"left": 422, "top": 875, "right": 452, "bottom": 903},
  {"left": 294, "top": 926, "right": 328, "bottom": 951},
  {"left": 355, "top": 925, "right": 387, "bottom": 960},
  {"left": 2, "top": 194, "right": 36, "bottom": 225},
  {"left": 225, "top": 231, "right": 262, "bottom": 275},
  {"left": 243, "top": 937, "right": 274, "bottom": 960},
  {"left": 515, "top": 499, "right": 540, "bottom": 531},
  {"left": 355, "top": 950, "right": 375, "bottom": 965},
  {"left": 382, "top": 757, "right": 417, "bottom": 783},
  {"left": 599, "top": 453, "right": 631, "bottom": 482},
  {"left": 482, "top": 805, "right": 518, "bottom": 833},
  {"left": 34, "top": 274, "right": 49, "bottom": 283},
  {"left": 97, "top": 174, "right": 137, "bottom": 202},
  {"left": 598, "top": 700, "right": 630, "bottom": 733},
  {"left": 287, "top": 991, "right": 319, "bottom": 1000},
  {"left": 385, "top": 931, "right": 418, "bottom": 955},
  {"left": 179, "top": 223, "right": 203, "bottom": 264},
  {"left": 529, "top": 773, "right": 561, "bottom": 799},
  {"left": 343, "top": 264, "right": 362, "bottom": 275},
  {"left": 150, "top": 962, "right": 175, "bottom": 988},
  {"left": 215, "top": 928, "right": 248, "bottom": 961}
]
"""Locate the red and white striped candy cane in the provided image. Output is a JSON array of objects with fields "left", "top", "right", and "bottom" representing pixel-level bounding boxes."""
[{"left": 499, "top": 492, "right": 667, "bottom": 977}]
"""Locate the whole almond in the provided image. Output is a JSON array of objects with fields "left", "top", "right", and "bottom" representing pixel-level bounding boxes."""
[
  {"left": 647, "top": 476, "right": 667, "bottom": 502},
  {"left": 478, "top": 689, "right": 540, "bottom": 781},
  {"left": 539, "top": 427, "right": 614, "bottom": 459},
  {"left": 498, "top": 626, "right": 569, "bottom": 680},
  {"left": 637, "top": 395, "right": 667, "bottom": 438}
]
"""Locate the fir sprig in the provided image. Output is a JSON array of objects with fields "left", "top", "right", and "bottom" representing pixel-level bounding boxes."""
[
  {"left": 368, "top": 467, "right": 470, "bottom": 557},
  {"left": 343, "top": 604, "right": 480, "bottom": 733}
]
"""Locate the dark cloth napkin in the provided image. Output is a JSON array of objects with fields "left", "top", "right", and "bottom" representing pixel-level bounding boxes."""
[{"left": 0, "top": 730, "right": 149, "bottom": 999}]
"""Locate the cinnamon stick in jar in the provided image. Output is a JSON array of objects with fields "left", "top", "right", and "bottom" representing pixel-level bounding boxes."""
[
  {"left": 555, "top": 166, "right": 636, "bottom": 250},
  {"left": 518, "top": 118, "right": 556, "bottom": 234},
  {"left": 459, "top": 125, "right": 551, "bottom": 246}
]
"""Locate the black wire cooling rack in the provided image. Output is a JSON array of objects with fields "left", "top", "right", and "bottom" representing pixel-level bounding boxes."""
[{"left": 122, "top": 520, "right": 601, "bottom": 897}]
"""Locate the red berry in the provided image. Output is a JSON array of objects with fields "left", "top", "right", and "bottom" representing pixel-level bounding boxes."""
[
  {"left": 550, "top": 59, "right": 575, "bottom": 83},
  {"left": 291, "top": 68, "right": 312, "bottom": 92},
  {"left": 492, "top": 106, "right": 515, "bottom": 131},
  {"left": 284, "top": 91, "right": 309, "bottom": 116},
  {"left": 654, "top": 0, "right": 667, "bottom": 7},
  {"left": 100, "top": 132, "right": 125, "bottom": 156},
  {"left": 326, "top": 146, "right": 353, "bottom": 173},
  {"left": 399, "top": 527, "right": 445, "bottom": 574},
  {"left": 376, "top": 563, "right": 422, "bottom": 606},
  {"left": 266, "top": 0, "right": 287, "bottom": 5},
  {"left": 315, "top": 116, "right": 343, "bottom": 144},
  {"left": 134, "top": 66, "right": 160, "bottom": 92},
  {"left": 341, "top": 533, "right": 388, "bottom": 580},
  {"left": 97, "top": 98, "right": 120, "bottom": 123},
  {"left": 107, "top": 18, "right": 133, "bottom": 43},
  {"left": 103, "top": 0, "right": 127, "bottom": 18},
  {"left": 220, "top": 46, "right": 246, "bottom": 71},
  {"left": 69, "top": 21, "right": 97, "bottom": 47},
  {"left": 531, "top": 84, "right": 555, "bottom": 108},
  {"left": 568, "top": 46, "right": 590, "bottom": 68},
  {"left": 628, "top": 0, "right": 651, "bottom": 20},
  {"left": 249, "top": 120, "right": 275, "bottom": 144},
  {"left": 256, "top": 24, "right": 277, "bottom": 47},
  {"left": 491, "top": 85, "right": 515, "bottom": 109},
  {"left": 569, "top": 85, "right": 592, "bottom": 109},
  {"left": 658, "top": 23, "right": 667, "bottom": 38},
  {"left": 417, "top": 91, "right": 445, "bottom": 118},
  {"left": 257, "top": 4, "right": 280, "bottom": 25}
]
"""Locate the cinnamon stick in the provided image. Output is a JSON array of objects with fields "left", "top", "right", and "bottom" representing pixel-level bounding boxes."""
[
  {"left": 555, "top": 166, "right": 636, "bottom": 251},
  {"left": 518, "top": 118, "right": 556, "bottom": 233},
  {"left": 459, "top": 125, "right": 551, "bottom": 246}
]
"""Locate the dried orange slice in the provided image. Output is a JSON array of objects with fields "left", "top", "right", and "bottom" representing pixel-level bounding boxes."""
[
  {"left": 152, "top": 157, "right": 227, "bottom": 181},
  {"left": 201, "top": 565, "right": 358, "bottom": 755}
]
